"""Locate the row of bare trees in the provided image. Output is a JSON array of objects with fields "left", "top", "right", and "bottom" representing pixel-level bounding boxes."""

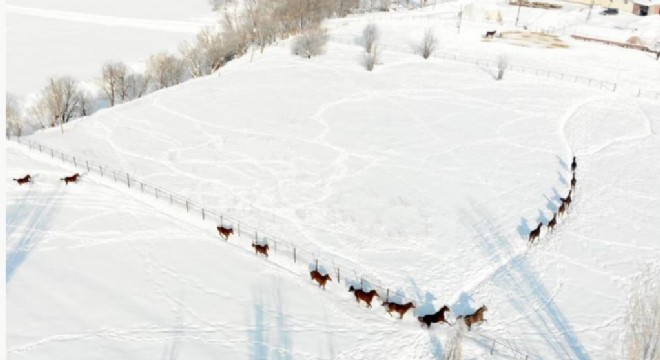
[{"left": 6, "top": 0, "right": 376, "bottom": 137}]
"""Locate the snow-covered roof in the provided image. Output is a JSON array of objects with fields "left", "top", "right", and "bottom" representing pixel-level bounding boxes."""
[{"left": 633, "top": 0, "right": 660, "bottom": 6}]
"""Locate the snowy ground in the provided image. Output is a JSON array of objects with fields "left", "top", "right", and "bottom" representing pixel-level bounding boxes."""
[
  {"left": 7, "top": 3, "right": 660, "bottom": 360},
  {"left": 5, "top": 0, "right": 215, "bottom": 97}
]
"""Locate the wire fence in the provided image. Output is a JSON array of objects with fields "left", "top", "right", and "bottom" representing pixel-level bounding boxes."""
[
  {"left": 11, "top": 136, "right": 426, "bottom": 305},
  {"left": 330, "top": 37, "right": 617, "bottom": 92},
  {"left": 10, "top": 134, "right": 538, "bottom": 359},
  {"left": 472, "top": 333, "right": 540, "bottom": 360},
  {"left": 637, "top": 89, "right": 660, "bottom": 101}
]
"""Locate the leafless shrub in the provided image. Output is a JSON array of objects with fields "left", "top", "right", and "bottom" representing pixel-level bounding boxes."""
[
  {"left": 497, "top": 54, "right": 508, "bottom": 80},
  {"left": 362, "top": 23, "right": 380, "bottom": 54},
  {"left": 100, "top": 61, "right": 127, "bottom": 106},
  {"left": 291, "top": 26, "right": 329, "bottom": 58},
  {"left": 362, "top": 45, "right": 380, "bottom": 71},
  {"left": 418, "top": 28, "right": 437, "bottom": 59},
  {"left": 146, "top": 52, "right": 186, "bottom": 90},
  {"left": 623, "top": 265, "right": 660, "bottom": 360},
  {"left": 125, "top": 72, "right": 149, "bottom": 100},
  {"left": 6, "top": 94, "right": 23, "bottom": 137}
]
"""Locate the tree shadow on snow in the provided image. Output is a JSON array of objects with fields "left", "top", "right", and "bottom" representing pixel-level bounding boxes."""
[
  {"left": 250, "top": 291, "right": 269, "bottom": 360},
  {"left": 274, "top": 286, "right": 293, "bottom": 360},
  {"left": 6, "top": 182, "right": 62, "bottom": 282},
  {"left": 461, "top": 203, "right": 592, "bottom": 360}
]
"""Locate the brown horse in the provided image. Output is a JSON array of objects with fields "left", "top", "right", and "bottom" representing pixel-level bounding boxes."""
[
  {"left": 562, "top": 190, "right": 572, "bottom": 209},
  {"left": 382, "top": 301, "right": 416, "bottom": 319},
  {"left": 529, "top": 222, "right": 542, "bottom": 245},
  {"left": 485, "top": 30, "right": 496, "bottom": 38},
  {"left": 61, "top": 173, "right": 80, "bottom": 185},
  {"left": 557, "top": 201, "right": 567, "bottom": 218},
  {"left": 349, "top": 286, "right": 379, "bottom": 308},
  {"left": 252, "top": 243, "right": 269, "bottom": 257},
  {"left": 570, "top": 173, "right": 576, "bottom": 191},
  {"left": 571, "top": 156, "right": 577, "bottom": 173},
  {"left": 310, "top": 270, "right": 332, "bottom": 290},
  {"left": 216, "top": 226, "right": 233, "bottom": 240},
  {"left": 457, "top": 305, "right": 488, "bottom": 331},
  {"left": 418, "top": 305, "right": 452, "bottom": 328},
  {"left": 13, "top": 174, "right": 32, "bottom": 185},
  {"left": 547, "top": 213, "right": 557, "bottom": 233}
]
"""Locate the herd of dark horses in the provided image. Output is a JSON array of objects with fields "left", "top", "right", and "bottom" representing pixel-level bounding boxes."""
[
  {"left": 528, "top": 156, "right": 577, "bottom": 245},
  {"left": 215, "top": 224, "right": 488, "bottom": 329},
  {"left": 12, "top": 173, "right": 81, "bottom": 186}
]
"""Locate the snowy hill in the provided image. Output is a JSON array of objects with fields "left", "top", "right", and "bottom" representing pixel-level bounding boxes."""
[{"left": 6, "top": 3, "right": 660, "bottom": 360}]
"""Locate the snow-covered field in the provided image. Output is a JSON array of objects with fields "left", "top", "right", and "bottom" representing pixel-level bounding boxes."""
[
  {"left": 6, "top": 2, "right": 660, "bottom": 360},
  {"left": 5, "top": 0, "right": 214, "bottom": 96}
]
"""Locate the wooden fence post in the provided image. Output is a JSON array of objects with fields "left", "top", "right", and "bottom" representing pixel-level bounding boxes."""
[
  {"left": 140, "top": 182, "right": 144, "bottom": 192},
  {"left": 315, "top": 259, "right": 318, "bottom": 271},
  {"left": 337, "top": 268, "right": 340, "bottom": 283},
  {"left": 255, "top": 231, "right": 258, "bottom": 243},
  {"left": 238, "top": 222, "right": 241, "bottom": 237},
  {"left": 386, "top": 289, "right": 390, "bottom": 302},
  {"left": 51, "top": 149, "right": 54, "bottom": 158},
  {"left": 113, "top": 170, "right": 116, "bottom": 182},
  {"left": 127, "top": 174, "right": 130, "bottom": 188},
  {"left": 73, "top": 157, "right": 77, "bottom": 167},
  {"left": 99, "top": 166, "right": 103, "bottom": 177},
  {"left": 155, "top": 188, "right": 159, "bottom": 199},
  {"left": 490, "top": 340, "right": 496, "bottom": 355},
  {"left": 202, "top": 208, "right": 205, "bottom": 220},
  {"left": 293, "top": 247, "right": 297, "bottom": 263},
  {"left": 170, "top": 194, "right": 173, "bottom": 205},
  {"left": 186, "top": 201, "right": 189, "bottom": 212},
  {"left": 39, "top": 144, "right": 42, "bottom": 152},
  {"left": 86, "top": 161, "right": 90, "bottom": 172}
]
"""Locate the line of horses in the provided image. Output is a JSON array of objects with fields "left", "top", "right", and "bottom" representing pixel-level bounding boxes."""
[
  {"left": 12, "top": 173, "right": 81, "bottom": 186},
  {"left": 215, "top": 210, "right": 489, "bottom": 330},
  {"left": 529, "top": 156, "right": 577, "bottom": 246}
]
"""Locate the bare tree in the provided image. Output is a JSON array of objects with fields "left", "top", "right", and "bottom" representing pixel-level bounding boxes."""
[
  {"left": 444, "top": 325, "right": 464, "bottom": 360},
  {"left": 6, "top": 94, "right": 23, "bottom": 137},
  {"left": 41, "top": 76, "right": 83, "bottom": 132},
  {"left": 146, "top": 52, "right": 186, "bottom": 90},
  {"left": 362, "top": 44, "right": 379, "bottom": 71},
  {"left": 180, "top": 39, "right": 209, "bottom": 78},
  {"left": 379, "top": 0, "right": 392, "bottom": 11},
  {"left": 245, "top": 0, "right": 278, "bottom": 54},
  {"left": 208, "top": 0, "right": 232, "bottom": 11},
  {"left": 101, "top": 61, "right": 128, "bottom": 106},
  {"left": 623, "top": 265, "right": 660, "bottom": 360},
  {"left": 291, "top": 26, "right": 328, "bottom": 58},
  {"left": 496, "top": 54, "right": 508, "bottom": 81},
  {"left": 362, "top": 23, "right": 380, "bottom": 53},
  {"left": 418, "top": 28, "right": 437, "bottom": 59},
  {"left": 125, "top": 72, "right": 149, "bottom": 100}
]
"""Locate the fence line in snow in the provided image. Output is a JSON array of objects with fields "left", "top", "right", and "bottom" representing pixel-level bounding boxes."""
[
  {"left": 330, "top": 36, "right": 618, "bottom": 92},
  {"left": 636, "top": 88, "right": 660, "bottom": 101},
  {"left": 10, "top": 136, "right": 428, "bottom": 307},
  {"left": 10, "top": 135, "right": 539, "bottom": 359}
]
